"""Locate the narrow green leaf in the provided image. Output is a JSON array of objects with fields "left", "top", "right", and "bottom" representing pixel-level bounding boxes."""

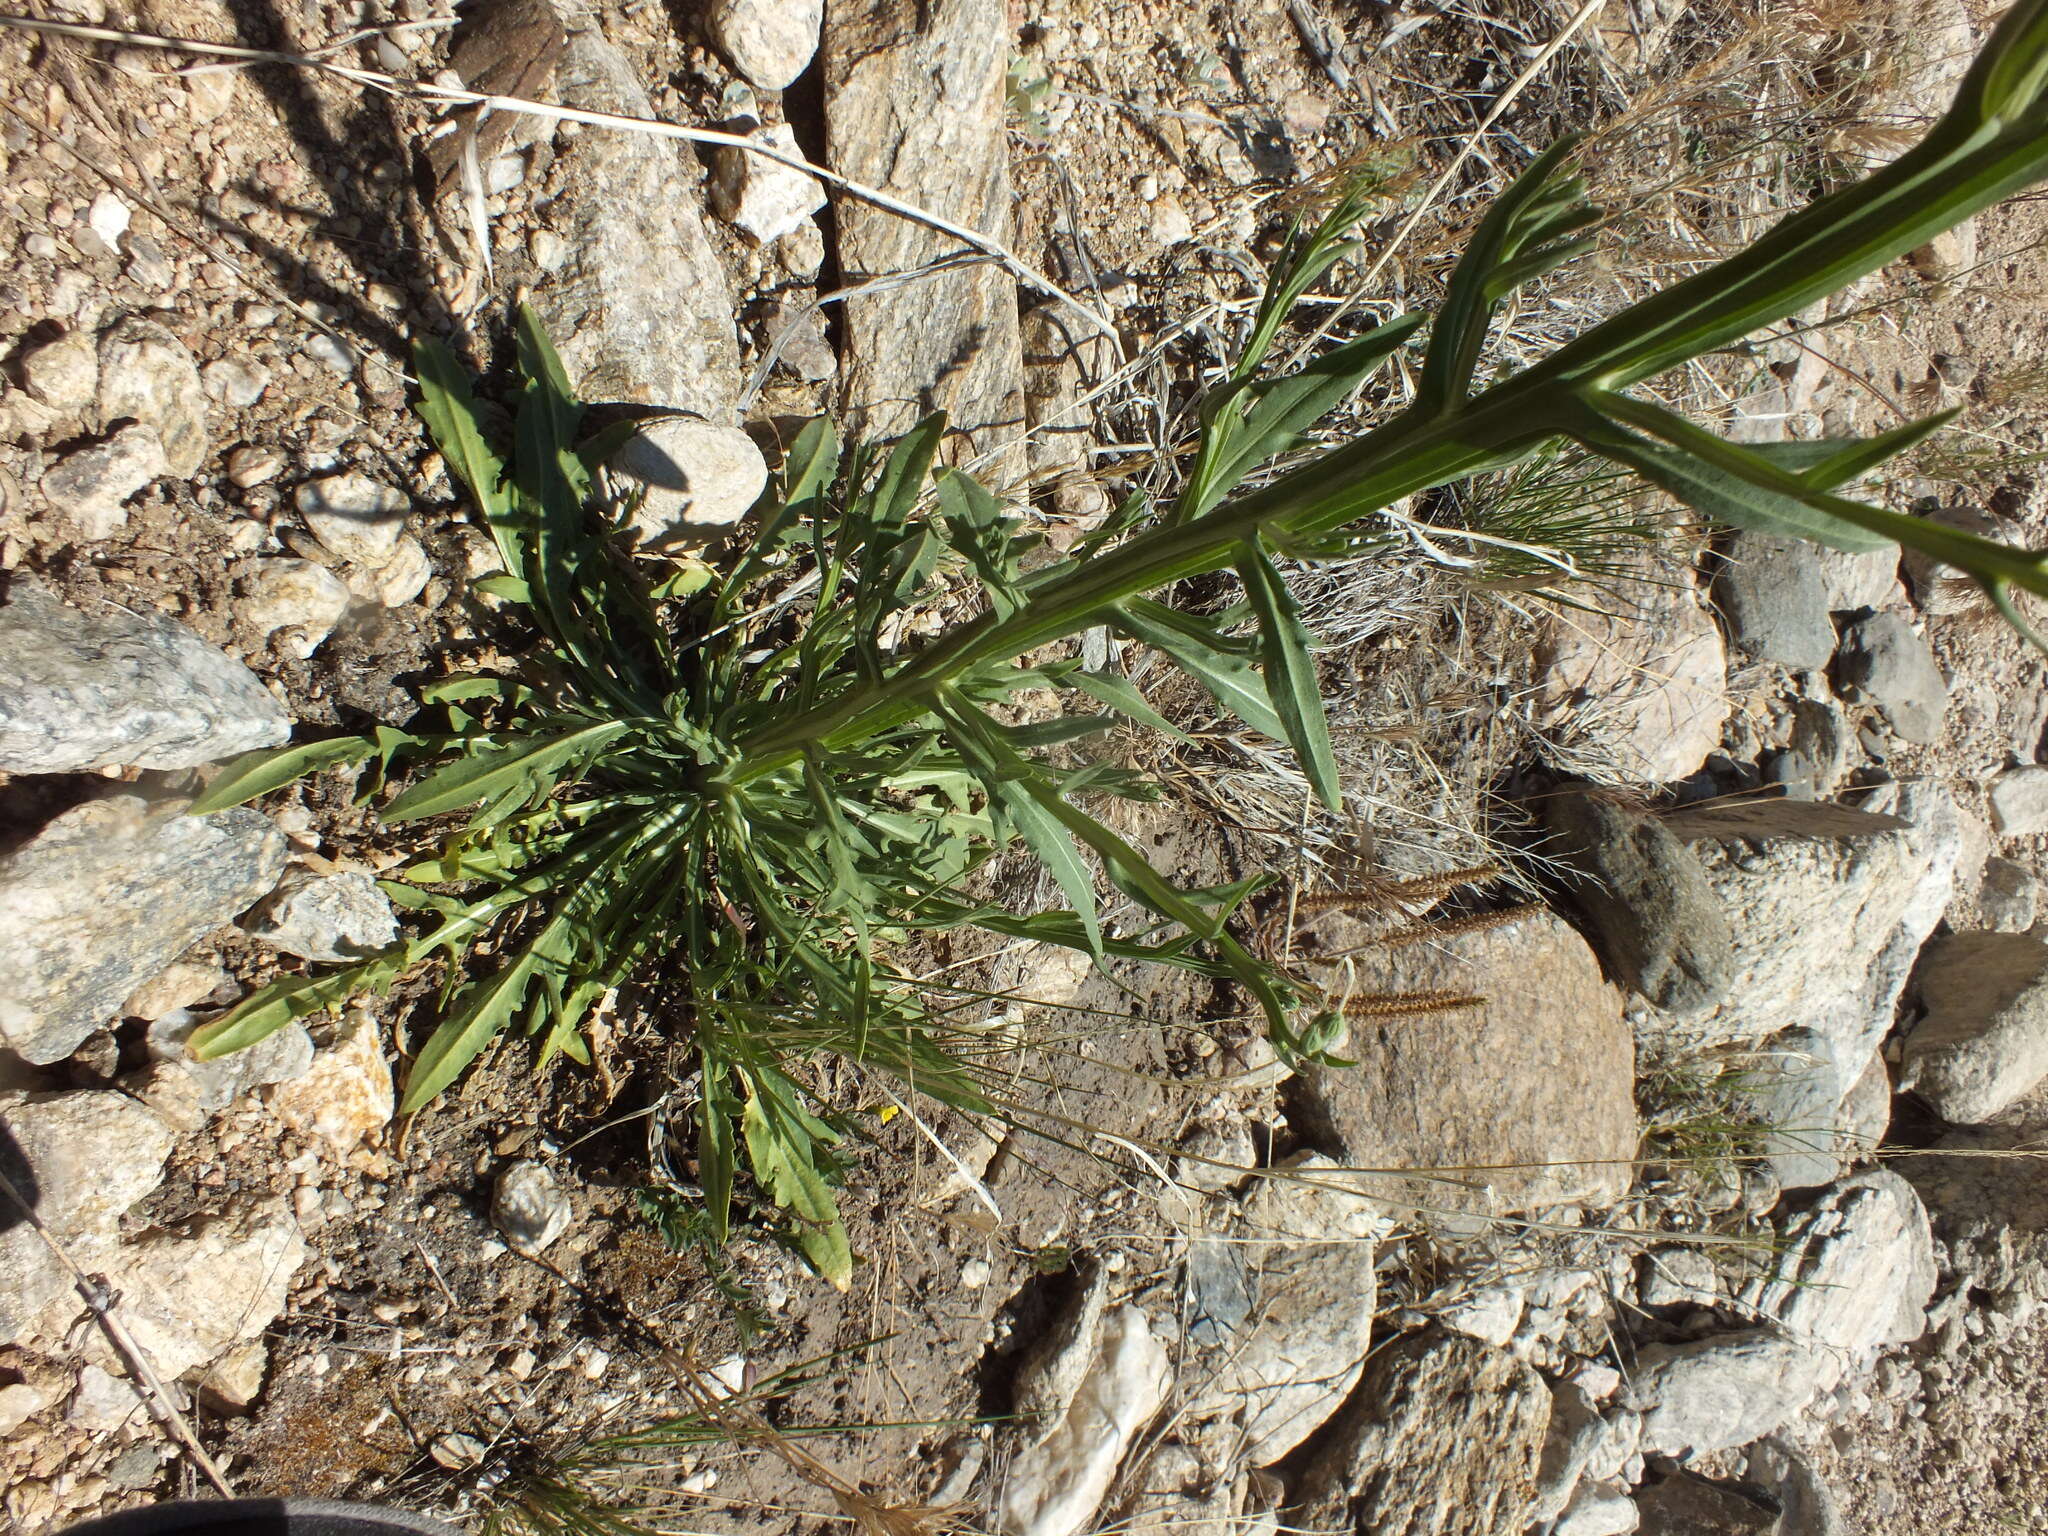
[
  {"left": 187, "top": 737, "right": 377, "bottom": 815},
  {"left": 190, "top": 952, "right": 408, "bottom": 1058},
  {"left": 1180, "top": 313, "right": 1427, "bottom": 520},
  {"left": 1111, "top": 597, "right": 1287, "bottom": 741},
  {"left": 1576, "top": 398, "right": 1896, "bottom": 554},
  {"left": 1236, "top": 539, "right": 1341, "bottom": 810},
  {"left": 470, "top": 572, "right": 533, "bottom": 605},
  {"left": 383, "top": 721, "right": 628, "bottom": 823},
  {"left": 398, "top": 939, "right": 550, "bottom": 1114},
  {"left": 1747, "top": 408, "right": 1961, "bottom": 492},
  {"left": 940, "top": 696, "right": 1103, "bottom": 957},
  {"left": 413, "top": 337, "right": 511, "bottom": 532},
  {"left": 698, "top": 1047, "right": 738, "bottom": 1243},
  {"left": 1066, "top": 669, "right": 1193, "bottom": 742}
]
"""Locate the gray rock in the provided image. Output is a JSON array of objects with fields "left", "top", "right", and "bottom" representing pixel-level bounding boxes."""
[
  {"left": 1839, "top": 1049, "right": 1892, "bottom": 1154},
  {"left": 1741, "top": 1170, "right": 1934, "bottom": 1383},
  {"left": 201, "top": 356, "right": 271, "bottom": 408},
  {"left": 531, "top": 26, "right": 740, "bottom": 416},
  {"left": 1901, "top": 930, "right": 2048, "bottom": 1123},
  {"left": 38, "top": 423, "right": 167, "bottom": 541},
  {"left": 1295, "top": 907, "right": 1637, "bottom": 1218},
  {"left": 1988, "top": 764, "right": 2048, "bottom": 835},
  {"left": 226, "top": 444, "right": 284, "bottom": 489},
  {"left": 97, "top": 315, "right": 209, "bottom": 476},
  {"left": 1530, "top": 1383, "right": 1641, "bottom": 1526},
  {"left": 1625, "top": 1329, "right": 1825, "bottom": 1457},
  {"left": 611, "top": 418, "right": 768, "bottom": 549},
  {"left": 758, "top": 300, "right": 836, "bottom": 382},
  {"left": 1535, "top": 565, "right": 1730, "bottom": 784},
  {"left": 1666, "top": 794, "right": 1955, "bottom": 1064},
  {"left": 1543, "top": 791, "right": 1734, "bottom": 1014},
  {"left": 0, "top": 1091, "right": 177, "bottom": 1344},
  {"left": 998, "top": 1304, "right": 1170, "bottom": 1536},
  {"left": 826, "top": 0, "right": 1025, "bottom": 481},
  {"left": 20, "top": 329, "right": 98, "bottom": 414},
  {"left": 491, "top": 1159, "right": 572, "bottom": 1255},
  {"left": 1287, "top": 1331, "right": 1551, "bottom": 1536},
  {"left": 704, "top": 0, "right": 821, "bottom": 88},
  {"left": 1977, "top": 856, "right": 2040, "bottom": 931},
  {"left": 710, "top": 123, "right": 827, "bottom": 245},
  {"left": 1192, "top": 1154, "right": 1386, "bottom": 1460},
  {"left": 0, "top": 578, "right": 290, "bottom": 773},
  {"left": 1835, "top": 610, "right": 1947, "bottom": 743},
  {"left": 1786, "top": 695, "right": 1851, "bottom": 795},
  {"left": 1638, "top": 1246, "right": 1720, "bottom": 1310},
  {"left": 1553, "top": 1479, "right": 1639, "bottom": 1536},
  {"left": 1714, "top": 531, "right": 1836, "bottom": 670},
  {"left": 0, "top": 795, "right": 286, "bottom": 1064},
  {"left": 94, "top": 1196, "right": 304, "bottom": 1380},
  {"left": 143, "top": 1008, "right": 314, "bottom": 1114},
  {"left": 248, "top": 869, "right": 399, "bottom": 964},
  {"left": 294, "top": 472, "right": 411, "bottom": 568},
  {"left": 1632, "top": 1472, "right": 1778, "bottom": 1534}
]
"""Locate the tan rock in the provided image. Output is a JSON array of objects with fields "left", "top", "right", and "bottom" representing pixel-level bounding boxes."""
[
  {"left": 266, "top": 1009, "right": 393, "bottom": 1152},
  {"left": 1296, "top": 906, "right": 1637, "bottom": 1219}
]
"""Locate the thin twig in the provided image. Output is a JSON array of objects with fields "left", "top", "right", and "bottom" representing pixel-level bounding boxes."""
[
  {"left": 0, "top": 12, "right": 1121, "bottom": 357},
  {"left": 0, "top": 1164, "right": 235, "bottom": 1496}
]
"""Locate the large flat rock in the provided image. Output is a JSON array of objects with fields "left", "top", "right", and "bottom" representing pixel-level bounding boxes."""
[
  {"left": 1294, "top": 907, "right": 1637, "bottom": 1220},
  {"left": 0, "top": 577, "right": 290, "bottom": 773},
  {"left": 1288, "top": 1331, "right": 1551, "bottom": 1536},
  {"left": 825, "top": 0, "right": 1025, "bottom": 480},
  {"left": 0, "top": 796, "right": 286, "bottom": 1064},
  {"left": 529, "top": 25, "right": 740, "bottom": 416}
]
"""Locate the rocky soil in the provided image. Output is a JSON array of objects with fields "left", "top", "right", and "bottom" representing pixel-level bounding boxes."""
[{"left": 2, "top": 0, "right": 2047, "bottom": 1533}]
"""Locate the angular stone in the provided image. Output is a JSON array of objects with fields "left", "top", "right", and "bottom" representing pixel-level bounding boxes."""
[
  {"left": 711, "top": 123, "right": 827, "bottom": 245},
  {"left": 1625, "top": 1330, "right": 1825, "bottom": 1458},
  {"left": 1835, "top": 609, "right": 1947, "bottom": 744},
  {"left": 827, "top": 0, "right": 1025, "bottom": 482},
  {"left": 0, "top": 578, "right": 289, "bottom": 773},
  {"left": 1714, "top": 531, "right": 1836, "bottom": 671},
  {"left": 0, "top": 796, "right": 285, "bottom": 1064},
  {"left": 705, "top": 0, "right": 821, "bottom": 88},
  {"left": 37, "top": 423, "right": 168, "bottom": 541},
  {"left": 1294, "top": 907, "right": 1636, "bottom": 1218},
  {"left": 144, "top": 1009, "right": 313, "bottom": 1115},
  {"left": 612, "top": 418, "right": 769, "bottom": 549},
  {"left": 1663, "top": 797, "right": 1932, "bottom": 1053},
  {"left": 1977, "top": 856, "right": 2040, "bottom": 932},
  {"left": 247, "top": 869, "right": 399, "bottom": 964},
  {"left": 91, "top": 1196, "right": 304, "bottom": 1380},
  {"left": 999, "top": 1305, "right": 1170, "bottom": 1536},
  {"left": 1741, "top": 1170, "right": 1934, "bottom": 1383},
  {"left": 1988, "top": 764, "right": 2048, "bottom": 835},
  {"left": 1633, "top": 1473, "right": 1778, "bottom": 1535},
  {"left": 531, "top": 26, "right": 739, "bottom": 417},
  {"left": 237, "top": 558, "right": 351, "bottom": 657},
  {"left": 1901, "top": 930, "right": 2048, "bottom": 1124},
  {"left": 20, "top": 330, "right": 99, "bottom": 414},
  {"left": 1192, "top": 1154, "right": 1385, "bottom": 1460},
  {"left": 265, "top": 1009, "right": 393, "bottom": 1153},
  {"left": 492, "top": 1159, "right": 572, "bottom": 1255},
  {"left": 1543, "top": 791, "right": 1734, "bottom": 1014},
  {"left": 1288, "top": 1332, "right": 1551, "bottom": 1535},
  {"left": 0, "top": 1091, "right": 176, "bottom": 1345},
  {"left": 294, "top": 472, "right": 411, "bottom": 568},
  {"left": 97, "top": 315, "right": 209, "bottom": 476},
  {"left": 1535, "top": 569, "right": 1729, "bottom": 784}
]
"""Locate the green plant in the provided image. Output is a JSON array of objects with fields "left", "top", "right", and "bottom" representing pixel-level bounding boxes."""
[{"left": 189, "top": 0, "right": 2048, "bottom": 1284}]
